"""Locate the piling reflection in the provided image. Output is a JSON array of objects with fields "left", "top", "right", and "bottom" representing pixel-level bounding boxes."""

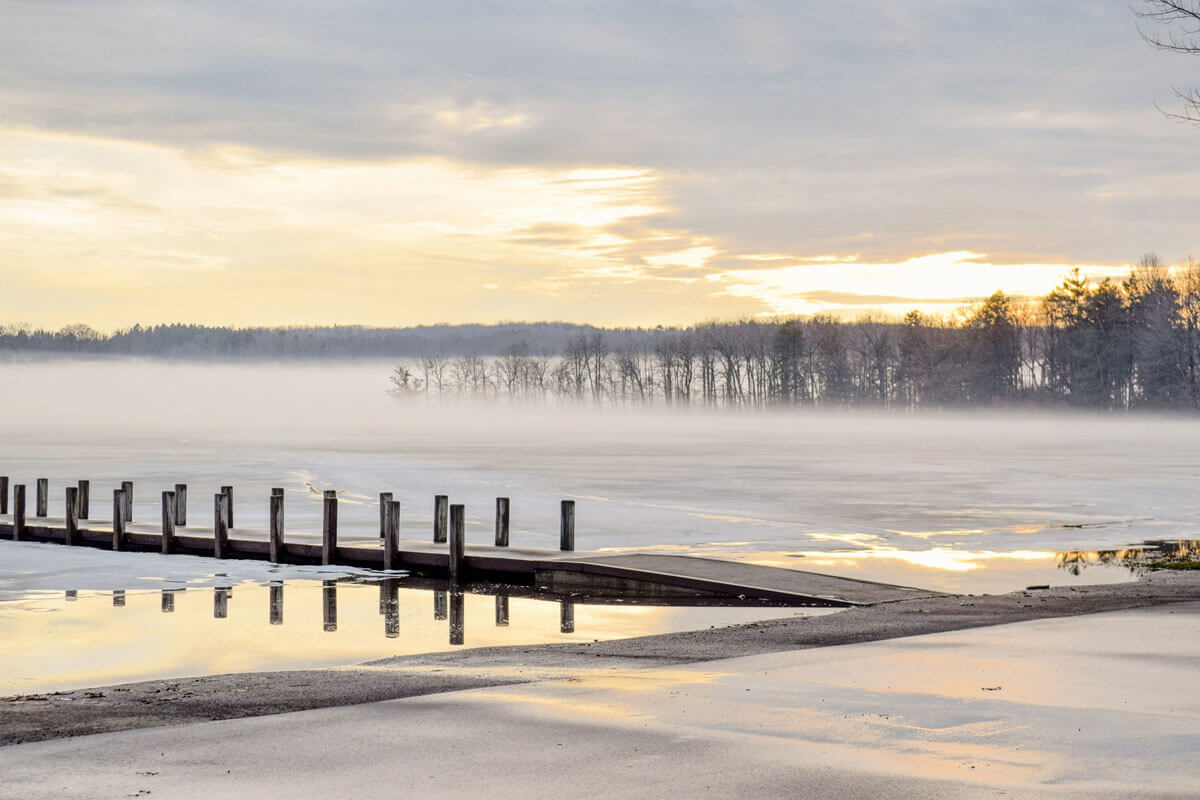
[
  {"left": 269, "top": 581, "right": 283, "bottom": 626},
  {"left": 323, "top": 580, "right": 337, "bottom": 632},
  {"left": 560, "top": 600, "right": 575, "bottom": 634},
  {"left": 214, "top": 587, "right": 230, "bottom": 619},
  {"left": 1057, "top": 540, "right": 1200, "bottom": 576},
  {"left": 378, "top": 579, "right": 400, "bottom": 639},
  {"left": 449, "top": 590, "right": 465, "bottom": 646},
  {"left": 495, "top": 595, "right": 509, "bottom": 627}
]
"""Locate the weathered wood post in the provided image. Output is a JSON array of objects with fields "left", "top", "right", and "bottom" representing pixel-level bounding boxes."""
[
  {"left": 214, "top": 587, "right": 229, "bottom": 619},
  {"left": 76, "top": 479, "right": 89, "bottom": 520},
  {"left": 174, "top": 484, "right": 188, "bottom": 526},
  {"left": 378, "top": 492, "right": 392, "bottom": 539},
  {"left": 161, "top": 491, "right": 176, "bottom": 554},
  {"left": 161, "top": 589, "right": 175, "bottom": 613},
  {"left": 434, "top": 590, "right": 448, "bottom": 620},
  {"left": 383, "top": 499, "right": 401, "bottom": 571},
  {"left": 448, "top": 503, "right": 465, "bottom": 581},
  {"left": 560, "top": 599, "right": 575, "bottom": 633},
  {"left": 214, "top": 492, "right": 229, "bottom": 559},
  {"left": 64, "top": 486, "right": 79, "bottom": 546},
  {"left": 36, "top": 478, "right": 48, "bottom": 517},
  {"left": 433, "top": 494, "right": 448, "bottom": 543},
  {"left": 269, "top": 581, "right": 283, "bottom": 625},
  {"left": 495, "top": 595, "right": 510, "bottom": 627},
  {"left": 221, "top": 485, "right": 233, "bottom": 529},
  {"left": 113, "top": 589, "right": 126, "bottom": 607},
  {"left": 121, "top": 481, "right": 133, "bottom": 522},
  {"left": 449, "top": 590, "right": 465, "bottom": 646},
  {"left": 269, "top": 488, "right": 285, "bottom": 563},
  {"left": 13, "top": 484, "right": 25, "bottom": 540},
  {"left": 322, "top": 490, "right": 338, "bottom": 566},
  {"left": 65, "top": 589, "right": 77, "bottom": 601},
  {"left": 322, "top": 580, "right": 337, "bottom": 632},
  {"left": 112, "top": 489, "right": 128, "bottom": 550},
  {"left": 560, "top": 499, "right": 575, "bottom": 551},
  {"left": 495, "top": 497, "right": 510, "bottom": 547},
  {"left": 0, "top": 476, "right": 7, "bottom": 515}
]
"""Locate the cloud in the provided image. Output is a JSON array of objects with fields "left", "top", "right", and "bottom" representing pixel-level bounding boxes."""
[{"left": 2, "top": 2, "right": 1199, "bottom": 327}]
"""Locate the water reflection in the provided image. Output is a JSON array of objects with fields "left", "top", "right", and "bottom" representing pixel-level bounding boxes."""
[
  {"left": 269, "top": 581, "right": 283, "bottom": 625},
  {"left": 323, "top": 580, "right": 337, "bottom": 632},
  {"left": 1057, "top": 540, "right": 1200, "bottom": 576},
  {"left": 0, "top": 578, "right": 820, "bottom": 695}
]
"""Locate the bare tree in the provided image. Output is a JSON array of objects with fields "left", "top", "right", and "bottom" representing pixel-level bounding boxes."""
[{"left": 1135, "top": 0, "right": 1200, "bottom": 124}]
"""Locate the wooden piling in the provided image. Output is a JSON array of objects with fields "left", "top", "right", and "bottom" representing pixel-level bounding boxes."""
[
  {"left": 434, "top": 494, "right": 448, "bottom": 543},
  {"left": 449, "top": 590, "right": 465, "bottom": 646},
  {"left": 214, "top": 493, "right": 229, "bottom": 559},
  {"left": 64, "top": 486, "right": 79, "bottom": 546},
  {"left": 13, "top": 484, "right": 25, "bottom": 540},
  {"left": 0, "top": 476, "right": 8, "bottom": 515},
  {"left": 214, "top": 587, "right": 229, "bottom": 619},
  {"left": 174, "top": 484, "right": 187, "bottom": 526},
  {"left": 161, "top": 491, "right": 176, "bottom": 554},
  {"left": 495, "top": 595, "right": 510, "bottom": 627},
  {"left": 76, "top": 479, "right": 89, "bottom": 520},
  {"left": 379, "top": 492, "right": 393, "bottom": 539},
  {"left": 36, "top": 478, "right": 48, "bottom": 517},
  {"left": 322, "top": 490, "right": 338, "bottom": 566},
  {"left": 383, "top": 499, "right": 400, "bottom": 571},
  {"left": 161, "top": 589, "right": 175, "bottom": 613},
  {"left": 121, "top": 481, "right": 133, "bottom": 522},
  {"left": 221, "top": 485, "right": 233, "bottom": 529},
  {"left": 495, "top": 497, "right": 510, "bottom": 547},
  {"left": 448, "top": 503, "right": 465, "bottom": 581},
  {"left": 269, "top": 581, "right": 283, "bottom": 625},
  {"left": 434, "top": 589, "right": 448, "bottom": 620},
  {"left": 113, "top": 589, "right": 126, "bottom": 608},
  {"left": 560, "top": 499, "right": 575, "bottom": 551},
  {"left": 112, "top": 489, "right": 127, "bottom": 550},
  {"left": 322, "top": 580, "right": 337, "bottom": 632},
  {"left": 269, "top": 488, "right": 285, "bottom": 563}
]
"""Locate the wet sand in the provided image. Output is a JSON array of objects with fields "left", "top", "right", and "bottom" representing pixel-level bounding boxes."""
[{"left": 2, "top": 568, "right": 1197, "bottom": 746}]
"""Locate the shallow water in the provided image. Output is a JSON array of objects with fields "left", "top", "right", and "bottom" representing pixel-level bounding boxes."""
[{"left": 0, "top": 576, "right": 810, "bottom": 695}]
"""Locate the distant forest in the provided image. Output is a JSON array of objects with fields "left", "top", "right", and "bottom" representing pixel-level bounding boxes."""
[{"left": 5, "top": 256, "right": 1200, "bottom": 411}]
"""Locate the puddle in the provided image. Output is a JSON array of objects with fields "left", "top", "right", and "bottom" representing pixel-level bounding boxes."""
[{"left": 0, "top": 578, "right": 830, "bottom": 695}]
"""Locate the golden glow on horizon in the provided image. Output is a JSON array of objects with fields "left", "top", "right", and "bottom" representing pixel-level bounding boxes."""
[{"left": 0, "top": 126, "right": 1140, "bottom": 329}]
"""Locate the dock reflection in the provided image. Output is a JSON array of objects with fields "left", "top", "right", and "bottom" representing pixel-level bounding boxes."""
[{"left": 42, "top": 577, "right": 793, "bottom": 651}]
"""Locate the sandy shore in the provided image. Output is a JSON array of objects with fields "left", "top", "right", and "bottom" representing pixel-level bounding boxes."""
[{"left": 3, "top": 568, "right": 1197, "bottom": 746}]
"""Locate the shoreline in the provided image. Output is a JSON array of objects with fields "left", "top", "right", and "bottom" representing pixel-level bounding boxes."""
[{"left": 4, "top": 568, "right": 1198, "bottom": 747}]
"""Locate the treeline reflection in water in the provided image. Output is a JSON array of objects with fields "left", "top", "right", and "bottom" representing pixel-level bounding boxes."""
[{"left": 1057, "top": 540, "right": 1200, "bottom": 577}]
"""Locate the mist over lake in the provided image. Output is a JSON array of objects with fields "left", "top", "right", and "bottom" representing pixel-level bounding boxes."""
[{"left": 1, "top": 358, "right": 1195, "bottom": 593}]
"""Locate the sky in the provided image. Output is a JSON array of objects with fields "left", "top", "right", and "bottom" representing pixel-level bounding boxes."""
[{"left": 2, "top": 1, "right": 1198, "bottom": 330}]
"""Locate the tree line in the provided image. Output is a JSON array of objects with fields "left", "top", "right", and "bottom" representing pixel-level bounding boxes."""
[{"left": 389, "top": 257, "right": 1200, "bottom": 411}]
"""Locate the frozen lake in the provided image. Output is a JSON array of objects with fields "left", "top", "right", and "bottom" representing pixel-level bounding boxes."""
[{"left": 2, "top": 358, "right": 1197, "bottom": 595}]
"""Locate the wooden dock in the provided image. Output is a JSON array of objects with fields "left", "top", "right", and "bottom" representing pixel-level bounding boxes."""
[{"left": 0, "top": 477, "right": 942, "bottom": 607}]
